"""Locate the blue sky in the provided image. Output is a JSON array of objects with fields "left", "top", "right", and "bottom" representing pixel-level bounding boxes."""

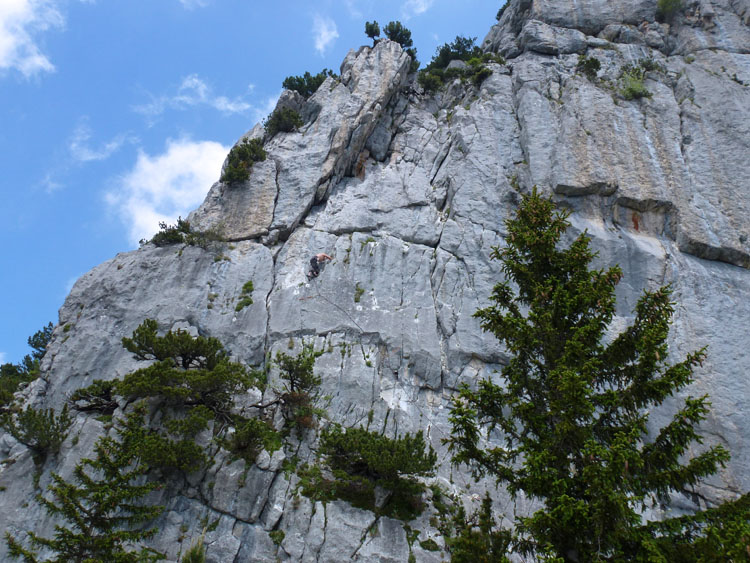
[{"left": 0, "top": 0, "right": 499, "bottom": 364}]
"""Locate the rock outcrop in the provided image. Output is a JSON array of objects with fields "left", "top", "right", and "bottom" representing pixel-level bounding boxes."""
[{"left": 2, "top": 1, "right": 749, "bottom": 560}]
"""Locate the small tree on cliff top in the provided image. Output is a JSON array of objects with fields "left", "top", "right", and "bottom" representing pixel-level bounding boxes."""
[{"left": 446, "top": 188, "right": 749, "bottom": 561}]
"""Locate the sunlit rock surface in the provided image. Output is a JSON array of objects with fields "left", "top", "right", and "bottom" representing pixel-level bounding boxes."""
[{"left": 2, "top": 2, "right": 749, "bottom": 560}]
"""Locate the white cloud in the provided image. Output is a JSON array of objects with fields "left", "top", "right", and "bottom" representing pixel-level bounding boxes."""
[
  {"left": 312, "top": 15, "right": 338, "bottom": 55},
  {"left": 107, "top": 138, "right": 229, "bottom": 245},
  {"left": 179, "top": 0, "right": 209, "bottom": 8},
  {"left": 343, "top": 0, "right": 363, "bottom": 19},
  {"left": 0, "top": 352, "right": 6, "bottom": 364},
  {"left": 401, "top": 0, "right": 434, "bottom": 19},
  {"left": 69, "top": 120, "right": 135, "bottom": 162},
  {"left": 0, "top": 0, "right": 64, "bottom": 77},
  {"left": 134, "top": 74, "right": 253, "bottom": 119}
]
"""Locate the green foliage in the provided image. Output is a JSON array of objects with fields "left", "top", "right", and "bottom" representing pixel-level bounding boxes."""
[
  {"left": 180, "top": 537, "right": 206, "bottom": 563},
  {"left": 472, "top": 66, "right": 493, "bottom": 87},
  {"left": 0, "top": 363, "right": 36, "bottom": 411},
  {"left": 439, "top": 493, "right": 512, "bottom": 562},
  {"left": 282, "top": 68, "right": 337, "bottom": 99},
  {"left": 117, "top": 320, "right": 262, "bottom": 472},
  {"left": 275, "top": 346, "right": 323, "bottom": 430},
  {"left": 446, "top": 188, "right": 743, "bottom": 560},
  {"left": 234, "top": 280, "right": 254, "bottom": 312},
  {"left": 657, "top": 0, "right": 683, "bottom": 22},
  {"left": 576, "top": 54, "right": 601, "bottom": 81},
  {"left": 427, "top": 36, "right": 482, "bottom": 71},
  {"left": 364, "top": 21, "right": 380, "bottom": 43},
  {"left": 1, "top": 322, "right": 53, "bottom": 410},
  {"left": 383, "top": 21, "right": 413, "bottom": 48},
  {"left": 639, "top": 57, "right": 666, "bottom": 73},
  {"left": 496, "top": 2, "right": 509, "bottom": 20},
  {"left": 314, "top": 424, "right": 437, "bottom": 518},
  {"left": 354, "top": 283, "right": 365, "bottom": 303},
  {"left": 418, "top": 37, "right": 498, "bottom": 93},
  {"left": 148, "top": 217, "right": 224, "bottom": 248},
  {"left": 418, "top": 71, "right": 444, "bottom": 93},
  {"left": 28, "top": 322, "right": 53, "bottom": 361},
  {"left": 264, "top": 107, "right": 303, "bottom": 138},
  {"left": 221, "top": 137, "right": 267, "bottom": 184},
  {"left": 69, "top": 379, "right": 118, "bottom": 414},
  {"left": 269, "top": 530, "right": 285, "bottom": 546},
  {"left": 6, "top": 410, "right": 165, "bottom": 562},
  {"left": 419, "top": 538, "right": 440, "bottom": 551},
  {"left": 0, "top": 405, "right": 73, "bottom": 462},
  {"left": 220, "top": 415, "right": 281, "bottom": 465},
  {"left": 620, "top": 64, "right": 652, "bottom": 100},
  {"left": 320, "top": 424, "right": 436, "bottom": 489}
]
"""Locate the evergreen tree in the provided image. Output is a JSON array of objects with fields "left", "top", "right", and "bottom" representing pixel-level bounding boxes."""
[
  {"left": 383, "top": 21, "right": 413, "bottom": 48},
  {"left": 116, "top": 319, "right": 262, "bottom": 472},
  {"left": 0, "top": 405, "right": 72, "bottom": 463},
  {"left": 275, "top": 345, "right": 323, "bottom": 430},
  {"left": 446, "top": 189, "right": 749, "bottom": 561},
  {"left": 364, "top": 21, "right": 380, "bottom": 44},
  {"left": 281, "top": 68, "right": 337, "bottom": 99},
  {"left": 5, "top": 411, "right": 164, "bottom": 562}
]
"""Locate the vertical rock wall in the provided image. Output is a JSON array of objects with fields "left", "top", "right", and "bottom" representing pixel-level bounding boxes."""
[{"left": 1, "top": 1, "right": 749, "bottom": 560}]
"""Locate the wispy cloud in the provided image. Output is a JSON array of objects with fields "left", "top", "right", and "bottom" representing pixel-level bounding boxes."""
[
  {"left": 0, "top": 352, "right": 6, "bottom": 364},
  {"left": 0, "top": 0, "right": 64, "bottom": 77},
  {"left": 178, "top": 0, "right": 209, "bottom": 8},
  {"left": 69, "top": 120, "right": 136, "bottom": 162},
  {"left": 342, "top": 0, "right": 363, "bottom": 19},
  {"left": 107, "top": 138, "right": 228, "bottom": 245},
  {"left": 134, "top": 74, "right": 255, "bottom": 120},
  {"left": 312, "top": 14, "right": 338, "bottom": 55},
  {"left": 401, "top": 0, "right": 434, "bottom": 19}
]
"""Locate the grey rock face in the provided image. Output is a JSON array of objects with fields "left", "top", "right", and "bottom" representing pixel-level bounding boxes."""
[{"left": 2, "top": 2, "right": 750, "bottom": 561}]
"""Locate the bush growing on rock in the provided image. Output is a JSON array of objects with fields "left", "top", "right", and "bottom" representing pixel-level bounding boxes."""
[
  {"left": 576, "top": 54, "right": 601, "bottom": 81},
  {"left": 303, "top": 424, "right": 437, "bottom": 520},
  {"left": 0, "top": 405, "right": 73, "bottom": 463},
  {"left": 657, "top": 0, "right": 683, "bottom": 22},
  {"left": 221, "top": 137, "right": 267, "bottom": 184},
  {"left": 220, "top": 415, "right": 281, "bottom": 464},
  {"left": 0, "top": 322, "right": 53, "bottom": 410},
  {"left": 446, "top": 188, "right": 750, "bottom": 560},
  {"left": 147, "top": 217, "right": 224, "bottom": 248},
  {"left": 264, "top": 107, "right": 303, "bottom": 138},
  {"left": 282, "top": 68, "right": 337, "bottom": 99},
  {"left": 418, "top": 36, "right": 500, "bottom": 93},
  {"left": 383, "top": 21, "right": 413, "bottom": 48},
  {"left": 69, "top": 379, "right": 118, "bottom": 414},
  {"left": 620, "top": 65, "right": 651, "bottom": 100},
  {"left": 496, "top": 1, "right": 509, "bottom": 21}
]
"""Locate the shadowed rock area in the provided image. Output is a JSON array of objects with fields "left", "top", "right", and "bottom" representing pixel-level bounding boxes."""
[{"left": 2, "top": 1, "right": 749, "bottom": 560}]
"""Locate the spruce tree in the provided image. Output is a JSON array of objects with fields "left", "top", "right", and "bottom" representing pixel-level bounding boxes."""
[
  {"left": 5, "top": 411, "right": 164, "bottom": 562},
  {"left": 446, "top": 188, "right": 749, "bottom": 561}
]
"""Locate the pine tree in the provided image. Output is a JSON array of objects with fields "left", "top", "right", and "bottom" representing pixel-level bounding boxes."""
[
  {"left": 382, "top": 21, "right": 413, "bottom": 48},
  {"left": 446, "top": 189, "right": 749, "bottom": 561},
  {"left": 364, "top": 21, "right": 380, "bottom": 44},
  {"left": 6, "top": 411, "right": 164, "bottom": 562}
]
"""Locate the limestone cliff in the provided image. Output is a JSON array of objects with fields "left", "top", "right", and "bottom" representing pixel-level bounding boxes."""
[{"left": 2, "top": 1, "right": 749, "bottom": 560}]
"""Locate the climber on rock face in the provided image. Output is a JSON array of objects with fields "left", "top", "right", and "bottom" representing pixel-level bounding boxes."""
[{"left": 308, "top": 253, "right": 333, "bottom": 278}]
